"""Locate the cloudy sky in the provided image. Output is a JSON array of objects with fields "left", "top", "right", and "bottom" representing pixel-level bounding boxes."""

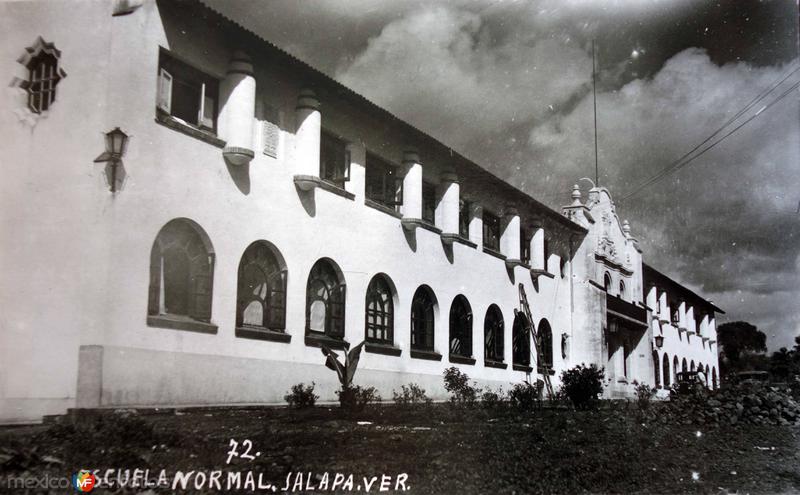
[{"left": 205, "top": 0, "right": 799, "bottom": 350}]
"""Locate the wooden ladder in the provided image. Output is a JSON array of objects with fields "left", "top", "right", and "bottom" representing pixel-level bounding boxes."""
[{"left": 518, "top": 283, "right": 555, "bottom": 399}]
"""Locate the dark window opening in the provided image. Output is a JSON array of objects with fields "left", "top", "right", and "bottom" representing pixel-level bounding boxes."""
[
  {"left": 236, "top": 242, "right": 287, "bottom": 331},
  {"left": 459, "top": 200, "right": 470, "bottom": 238},
  {"left": 619, "top": 280, "right": 626, "bottom": 298},
  {"left": 422, "top": 181, "right": 436, "bottom": 224},
  {"left": 662, "top": 353, "right": 671, "bottom": 388},
  {"left": 623, "top": 343, "right": 630, "bottom": 377},
  {"left": 673, "top": 357, "right": 679, "bottom": 383},
  {"left": 26, "top": 52, "right": 62, "bottom": 114},
  {"left": 306, "top": 259, "right": 346, "bottom": 339},
  {"left": 411, "top": 286, "right": 436, "bottom": 351},
  {"left": 148, "top": 219, "right": 214, "bottom": 322},
  {"left": 537, "top": 319, "right": 553, "bottom": 373},
  {"left": 543, "top": 238, "right": 550, "bottom": 271},
  {"left": 365, "top": 153, "right": 402, "bottom": 209},
  {"left": 483, "top": 210, "right": 500, "bottom": 251},
  {"left": 520, "top": 228, "right": 531, "bottom": 265},
  {"left": 484, "top": 305, "right": 504, "bottom": 362},
  {"left": 157, "top": 50, "right": 218, "bottom": 132},
  {"left": 603, "top": 272, "right": 612, "bottom": 291},
  {"left": 653, "top": 351, "right": 661, "bottom": 388},
  {"left": 449, "top": 295, "right": 472, "bottom": 358},
  {"left": 670, "top": 300, "right": 680, "bottom": 324},
  {"left": 513, "top": 313, "right": 531, "bottom": 366},
  {"left": 365, "top": 275, "right": 394, "bottom": 344},
  {"left": 320, "top": 132, "right": 350, "bottom": 187}
]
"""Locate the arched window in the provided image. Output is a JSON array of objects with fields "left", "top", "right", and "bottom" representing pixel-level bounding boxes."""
[
  {"left": 604, "top": 272, "right": 612, "bottom": 291},
  {"left": 619, "top": 280, "right": 626, "bottom": 299},
  {"left": 512, "top": 313, "right": 531, "bottom": 367},
  {"left": 305, "top": 259, "right": 346, "bottom": 339},
  {"left": 673, "top": 356, "right": 679, "bottom": 382},
  {"left": 623, "top": 342, "right": 631, "bottom": 377},
  {"left": 365, "top": 274, "right": 394, "bottom": 344},
  {"left": 705, "top": 365, "right": 710, "bottom": 386},
  {"left": 653, "top": 351, "right": 661, "bottom": 388},
  {"left": 411, "top": 286, "right": 436, "bottom": 352},
  {"left": 484, "top": 304, "right": 504, "bottom": 363},
  {"left": 449, "top": 295, "right": 473, "bottom": 359},
  {"left": 712, "top": 367, "right": 718, "bottom": 389},
  {"left": 236, "top": 241, "right": 286, "bottom": 331},
  {"left": 148, "top": 218, "right": 215, "bottom": 326},
  {"left": 690, "top": 360, "right": 695, "bottom": 372},
  {"left": 662, "top": 353, "right": 671, "bottom": 388},
  {"left": 537, "top": 319, "right": 553, "bottom": 373},
  {"left": 682, "top": 358, "right": 688, "bottom": 373}
]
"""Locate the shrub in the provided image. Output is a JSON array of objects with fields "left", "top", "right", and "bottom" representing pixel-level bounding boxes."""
[
  {"left": 559, "top": 364, "right": 605, "bottom": 410},
  {"left": 393, "top": 383, "right": 432, "bottom": 408},
  {"left": 443, "top": 367, "right": 478, "bottom": 406},
  {"left": 337, "top": 385, "right": 381, "bottom": 413},
  {"left": 632, "top": 380, "right": 657, "bottom": 410},
  {"left": 481, "top": 387, "right": 504, "bottom": 409},
  {"left": 284, "top": 382, "right": 318, "bottom": 409},
  {"left": 508, "top": 381, "right": 540, "bottom": 411}
]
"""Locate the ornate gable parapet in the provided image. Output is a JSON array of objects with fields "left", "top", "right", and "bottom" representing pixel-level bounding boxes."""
[{"left": 578, "top": 186, "right": 642, "bottom": 273}]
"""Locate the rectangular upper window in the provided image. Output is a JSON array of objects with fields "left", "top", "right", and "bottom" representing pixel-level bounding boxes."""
[
  {"left": 459, "top": 200, "right": 470, "bottom": 238},
  {"left": 483, "top": 210, "right": 500, "bottom": 251},
  {"left": 157, "top": 50, "right": 218, "bottom": 133},
  {"left": 365, "top": 152, "right": 402, "bottom": 208},
  {"left": 320, "top": 131, "right": 350, "bottom": 188},
  {"left": 422, "top": 181, "right": 436, "bottom": 224},
  {"left": 520, "top": 228, "right": 531, "bottom": 265}
]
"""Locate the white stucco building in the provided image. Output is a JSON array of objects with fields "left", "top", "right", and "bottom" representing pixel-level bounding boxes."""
[{"left": 0, "top": 0, "right": 720, "bottom": 424}]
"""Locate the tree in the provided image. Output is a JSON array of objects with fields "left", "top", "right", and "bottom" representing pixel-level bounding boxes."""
[
  {"left": 769, "top": 347, "right": 794, "bottom": 381},
  {"left": 770, "top": 335, "right": 800, "bottom": 382},
  {"left": 717, "top": 321, "right": 767, "bottom": 377}
]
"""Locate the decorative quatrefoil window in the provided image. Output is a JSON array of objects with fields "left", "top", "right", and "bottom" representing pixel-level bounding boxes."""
[{"left": 14, "top": 37, "right": 67, "bottom": 115}]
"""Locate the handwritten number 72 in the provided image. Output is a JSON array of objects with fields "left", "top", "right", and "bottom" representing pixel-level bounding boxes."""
[{"left": 226, "top": 439, "right": 256, "bottom": 464}]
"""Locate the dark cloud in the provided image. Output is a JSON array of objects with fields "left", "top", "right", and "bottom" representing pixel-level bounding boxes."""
[{"left": 203, "top": 0, "right": 800, "bottom": 349}]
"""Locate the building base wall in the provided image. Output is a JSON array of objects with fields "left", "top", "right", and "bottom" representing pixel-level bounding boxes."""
[
  {"left": 0, "top": 398, "right": 73, "bottom": 425},
  {"left": 76, "top": 345, "right": 513, "bottom": 409}
]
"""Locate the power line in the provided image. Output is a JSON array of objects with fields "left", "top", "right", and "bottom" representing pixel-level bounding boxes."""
[
  {"left": 665, "top": 78, "right": 800, "bottom": 175},
  {"left": 621, "top": 63, "right": 800, "bottom": 201},
  {"left": 623, "top": 64, "right": 800, "bottom": 199}
]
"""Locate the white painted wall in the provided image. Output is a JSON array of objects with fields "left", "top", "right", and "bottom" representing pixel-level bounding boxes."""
[{"left": 0, "top": 0, "right": 718, "bottom": 423}]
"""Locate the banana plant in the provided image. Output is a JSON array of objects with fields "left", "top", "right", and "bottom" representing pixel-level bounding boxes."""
[{"left": 320, "top": 341, "right": 365, "bottom": 390}]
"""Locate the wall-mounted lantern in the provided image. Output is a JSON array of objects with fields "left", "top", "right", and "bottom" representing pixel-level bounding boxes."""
[
  {"left": 94, "top": 127, "right": 129, "bottom": 192},
  {"left": 654, "top": 335, "right": 664, "bottom": 348}
]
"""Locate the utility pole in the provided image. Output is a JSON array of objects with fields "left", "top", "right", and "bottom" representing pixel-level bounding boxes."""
[{"left": 592, "top": 39, "right": 599, "bottom": 187}]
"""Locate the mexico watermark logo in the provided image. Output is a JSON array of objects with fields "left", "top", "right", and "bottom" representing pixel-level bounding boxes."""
[{"left": 72, "top": 470, "right": 97, "bottom": 492}]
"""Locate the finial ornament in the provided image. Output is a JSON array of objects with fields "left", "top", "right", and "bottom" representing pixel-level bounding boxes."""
[
  {"left": 571, "top": 184, "right": 582, "bottom": 206},
  {"left": 623, "top": 219, "right": 631, "bottom": 236}
]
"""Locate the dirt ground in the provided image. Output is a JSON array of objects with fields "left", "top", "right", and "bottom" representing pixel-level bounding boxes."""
[{"left": 1, "top": 404, "right": 799, "bottom": 494}]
